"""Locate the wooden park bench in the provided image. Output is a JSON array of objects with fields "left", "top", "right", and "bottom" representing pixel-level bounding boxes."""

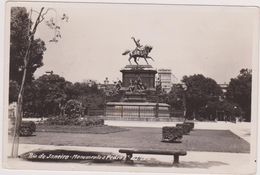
[{"left": 119, "top": 149, "right": 187, "bottom": 164}]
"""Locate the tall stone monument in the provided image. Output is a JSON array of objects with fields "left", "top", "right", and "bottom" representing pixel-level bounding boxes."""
[{"left": 105, "top": 37, "right": 170, "bottom": 120}]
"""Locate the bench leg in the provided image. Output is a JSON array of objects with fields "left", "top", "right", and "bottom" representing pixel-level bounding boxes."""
[
  {"left": 173, "top": 155, "right": 179, "bottom": 164},
  {"left": 125, "top": 153, "right": 133, "bottom": 163}
]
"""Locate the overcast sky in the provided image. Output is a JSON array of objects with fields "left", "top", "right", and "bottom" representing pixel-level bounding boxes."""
[{"left": 9, "top": 2, "right": 258, "bottom": 84}]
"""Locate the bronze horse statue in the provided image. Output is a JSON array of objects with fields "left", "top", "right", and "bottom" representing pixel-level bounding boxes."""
[{"left": 122, "top": 45, "right": 154, "bottom": 65}]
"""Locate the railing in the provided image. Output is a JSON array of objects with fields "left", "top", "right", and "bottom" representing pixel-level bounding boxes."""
[{"left": 105, "top": 104, "right": 170, "bottom": 118}]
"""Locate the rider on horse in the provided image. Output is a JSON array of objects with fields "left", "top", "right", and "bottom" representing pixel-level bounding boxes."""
[
  {"left": 131, "top": 37, "right": 144, "bottom": 54},
  {"left": 122, "top": 37, "right": 154, "bottom": 65}
]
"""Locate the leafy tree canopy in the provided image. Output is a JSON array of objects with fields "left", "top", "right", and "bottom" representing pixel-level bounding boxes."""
[
  {"left": 182, "top": 74, "right": 223, "bottom": 119},
  {"left": 226, "top": 68, "right": 252, "bottom": 121},
  {"left": 167, "top": 84, "right": 185, "bottom": 110},
  {"left": 23, "top": 74, "right": 69, "bottom": 117},
  {"left": 10, "top": 7, "right": 46, "bottom": 84},
  {"left": 21, "top": 75, "right": 105, "bottom": 117}
]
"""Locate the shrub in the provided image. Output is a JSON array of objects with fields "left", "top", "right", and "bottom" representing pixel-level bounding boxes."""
[
  {"left": 162, "top": 126, "right": 183, "bottom": 143},
  {"left": 64, "top": 99, "right": 84, "bottom": 119},
  {"left": 176, "top": 123, "right": 191, "bottom": 134},
  {"left": 19, "top": 121, "right": 36, "bottom": 136},
  {"left": 184, "top": 122, "right": 194, "bottom": 130}
]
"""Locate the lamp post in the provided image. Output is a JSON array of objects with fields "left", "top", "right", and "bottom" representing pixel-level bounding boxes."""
[
  {"left": 233, "top": 106, "right": 238, "bottom": 123},
  {"left": 182, "top": 84, "right": 187, "bottom": 122}
]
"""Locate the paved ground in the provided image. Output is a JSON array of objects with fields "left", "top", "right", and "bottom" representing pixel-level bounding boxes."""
[
  {"left": 3, "top": 121, "right": 256, "bottom": 174},
  {"left": 4, "top": 144, "right": 255, "bottom": 174}
]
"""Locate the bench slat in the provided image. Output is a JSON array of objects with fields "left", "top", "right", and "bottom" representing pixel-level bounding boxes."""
[{"left": 119, "top": 149, "right": 187, "bottom": 156}]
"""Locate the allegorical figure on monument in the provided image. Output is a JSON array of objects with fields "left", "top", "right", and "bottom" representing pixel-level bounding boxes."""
[
  {"left": 128, "top": 79, "right": 135, "bottom": 92},
  {"left": 127, "top": 77, "right": 146, "bottom": 93},
  {"left": 115, "top": 80, "right": 122, "bottom": 92},
  {"left": 122, "top": 36, "right": 154, "bottom": 65}
]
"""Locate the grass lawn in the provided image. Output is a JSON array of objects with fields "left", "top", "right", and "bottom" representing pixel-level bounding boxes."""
[{"left": 20, "top": 127, "right": 250, "bottom": 153}]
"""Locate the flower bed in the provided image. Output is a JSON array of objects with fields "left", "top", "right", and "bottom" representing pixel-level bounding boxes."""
[{"left": 44, "top": 116, "right": 104, "bottom": 127}]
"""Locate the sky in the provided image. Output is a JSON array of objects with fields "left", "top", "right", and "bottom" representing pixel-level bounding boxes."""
[{"left": 8, "top": 2, "right": 259, "bottom": 84}]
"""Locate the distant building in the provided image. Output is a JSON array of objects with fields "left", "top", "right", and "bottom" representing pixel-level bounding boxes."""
[
  {"left": 98, "top": 77, "right": 116, "bottom": 95},
  {"left": 219, "top": 83, "right": 228, "bottom": 93},
  {"left": 83, "top": 79, "right": 97, "bottom": 87},
  {"left": 157, "top": 69, "right": 172, "bottom": 93},
  {"left": 104, "top": 77, "right": 109, "bottom": 85}
]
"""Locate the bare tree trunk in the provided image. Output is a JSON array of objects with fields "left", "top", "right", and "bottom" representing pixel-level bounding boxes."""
[
  {"left": 10, "top": 36, "right": 32, "bottom": 157},
  {"left": 10, "top": 7, "right": 44, "bottom": 158},
  {"left": 11, "top": 65, "right": 27, "bottom": 157}
]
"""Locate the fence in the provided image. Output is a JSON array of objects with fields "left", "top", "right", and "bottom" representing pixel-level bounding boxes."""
[{"left": 105, "top": 102, "right": 170, "bottom": 118}]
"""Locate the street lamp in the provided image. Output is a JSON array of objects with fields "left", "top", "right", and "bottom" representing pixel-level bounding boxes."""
[
  {"left": 233, "top": 106, "right": 238, "bottom": 123},
  {"left": 182, "top": 84, "right": 187, "bottom": 122}
]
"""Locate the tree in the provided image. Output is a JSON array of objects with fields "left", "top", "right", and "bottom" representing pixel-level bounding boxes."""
[
  {"left": 182, "top": 74, "right": 223, "bottom": 119},
  {"left": 67, "top": 82, "right": 105, "bottom": 113},
  {"left": 21, "top": 78, "right": 106, "bottom": 118},
  {"left": 10, "top": 7, "right": 46, "bottom": 84},
  {"left": 167, "top": 84, "right": 184, "bottom": 110},
  {"left": 226, "top": 69, "right": 252, "bottom": 121},
  {"left": 10, "top": 7, "right": 68, "bottom": 158},
  {"left": 197, "top": 100, "right": 242, "bottom": 121},
  {"left": 9, "top": 80, "right": 20, "bottom": 104},
  {"left": 23, "top": 74, "right": 69, "bottom": 117}
]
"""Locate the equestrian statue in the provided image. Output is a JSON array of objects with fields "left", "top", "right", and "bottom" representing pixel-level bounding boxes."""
[{"left": 122, "top": 37, "right": 154, "bottom": 65}]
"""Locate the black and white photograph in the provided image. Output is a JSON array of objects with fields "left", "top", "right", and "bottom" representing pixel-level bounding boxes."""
[{"left": 2, "top": 0, "right": 259, "bottom": 174}]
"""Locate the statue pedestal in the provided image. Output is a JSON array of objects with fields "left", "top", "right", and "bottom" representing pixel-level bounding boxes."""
[
  {"left": 105, "top": 64, "right": 170, "bottom": 120},
  {"left": 120, "top": 65, "right": 157, "bottom": 90}
]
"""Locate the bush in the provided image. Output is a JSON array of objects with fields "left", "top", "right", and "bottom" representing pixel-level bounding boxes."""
[
  {"left": 19, "top": 121, "right": 36, "bottom": 136},
  {"left": 64, "top": 99, "right": 84, "bottom": 119},
  {"left": 184, "top": 122, "right": 194, "bottom": 130},
  {"left": 162, "top": 126, "right": 183, "bottom": 143},
  {"left": 176, "top": 123, "right": 191, "bottom": 134}
]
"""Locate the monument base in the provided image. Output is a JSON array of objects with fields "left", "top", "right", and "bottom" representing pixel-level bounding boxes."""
[
  {"left": 105, "top": 64, "right": 170, "bottom": 121},
  {"left": 105, "top": 102, "right": 170, "bottom": 119}
]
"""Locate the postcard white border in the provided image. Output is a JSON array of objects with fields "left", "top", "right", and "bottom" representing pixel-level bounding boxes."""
[{"left": 1, "top": 1, "right": 260, "bottom": 175}]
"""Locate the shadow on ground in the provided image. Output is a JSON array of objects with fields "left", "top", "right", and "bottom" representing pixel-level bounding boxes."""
[
  {"left": 80, "top": 158, "right": 228, "bottom": 169},
  {"left": 178, "top": 161, "right": 228, "bottom": 168}
]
